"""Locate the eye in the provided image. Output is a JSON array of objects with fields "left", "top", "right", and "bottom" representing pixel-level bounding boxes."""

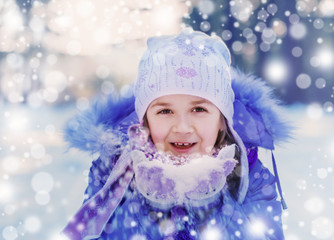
[
  {"left": 157, "top": 109, "right": 172, "bottom": 114},
  {"left": 192, "top": 107, "right": 207, "bottom": 113}
]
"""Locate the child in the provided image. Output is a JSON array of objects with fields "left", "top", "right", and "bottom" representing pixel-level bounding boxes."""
[{"left": 63, "top": 29, "right": 291, "bottom": 240}]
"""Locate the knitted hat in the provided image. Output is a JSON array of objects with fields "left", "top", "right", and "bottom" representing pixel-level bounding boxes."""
[
  {"left": 134, "top": 28, "right": 234, "bottom": 123},
  {"left": 134, "top": 28, "right": 248, "bottom": 203}
]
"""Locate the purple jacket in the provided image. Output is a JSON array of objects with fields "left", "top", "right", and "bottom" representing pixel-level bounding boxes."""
[{"left": 62, "top": 68, "right": 292, "bottom": 239}]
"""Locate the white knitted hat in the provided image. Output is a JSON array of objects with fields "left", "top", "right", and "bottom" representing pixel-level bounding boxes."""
[
  {"left": 134, "top": 29, "right": 248, "bottom": 203},
  {"left": 134, "top": 28, "right": 234, "bottom": 124}
]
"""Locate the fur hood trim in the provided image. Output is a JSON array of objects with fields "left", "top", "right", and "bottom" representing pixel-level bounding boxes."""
[
  {"left": 64, "top": 68, "right": 292, "bottom": 156},
  {"left": 231, "top": 68, "right": 293, "bottom": 149},
  {"left": 64, "top": 94, "right": 138, "bottom": 161}
]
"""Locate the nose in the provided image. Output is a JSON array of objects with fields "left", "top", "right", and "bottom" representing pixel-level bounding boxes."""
[{"left": 172, "top": 114, "right": 194, "bottom": 134}]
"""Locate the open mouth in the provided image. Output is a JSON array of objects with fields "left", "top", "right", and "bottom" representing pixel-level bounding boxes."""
[{"left": 171, "top": 142, "right": 196, "bottom": 150}]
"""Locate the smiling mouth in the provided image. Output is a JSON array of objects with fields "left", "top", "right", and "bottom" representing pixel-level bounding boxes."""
[{"left": 171, "top": 142, "right": 196, "bottom": 149}]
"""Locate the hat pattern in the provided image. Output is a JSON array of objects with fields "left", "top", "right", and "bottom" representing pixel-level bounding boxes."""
[{"left": 134, "top": 29, "right": 234, "bottom": 124}]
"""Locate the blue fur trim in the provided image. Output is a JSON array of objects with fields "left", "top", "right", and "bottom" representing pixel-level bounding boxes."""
[
  {"left": 64, "top": 69, "right": 293, "bottom": 155},
  {"left": 64, "top": 94, "right": 138, "bottom": 157},
  {"left": 231, "top": 67, "right": 293, "bottom": 149}
]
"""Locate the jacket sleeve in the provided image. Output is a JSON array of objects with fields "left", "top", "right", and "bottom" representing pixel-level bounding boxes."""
[
  {"left": 83, "top": 154, "right": 120, "bottom": 203},
  {"left": 241, "top": 159, "right": 285, "bottom": 240}
]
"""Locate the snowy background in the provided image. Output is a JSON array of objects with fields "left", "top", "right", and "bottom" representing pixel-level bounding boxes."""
[{"left": 0, "top": 0, "right": 333, "bottom": 240}]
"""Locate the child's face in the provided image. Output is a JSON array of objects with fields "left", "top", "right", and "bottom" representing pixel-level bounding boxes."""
[{"left": 146, "top": 94, "right": 226, "bottom": 157}]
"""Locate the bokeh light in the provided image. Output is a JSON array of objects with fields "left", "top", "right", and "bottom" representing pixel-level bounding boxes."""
[
  {"left": 2, "top": 225, "right": 18, "bottom": 240},
  {"left": 31, "top": 171, "right": 54, "bottom": 192},
  {"left": 201, "top": 226, "right": 222, "bottom": 240},
  {"left": 311, "top": 217, "right": 334, "bottom": 238},
  {"left": 317, "top": 49, "right": 334, "bottom": 69},
  {"left": 289, "top": 23, "right": 307, "bottom": 39},
  {"left": 292, "top": 46, "right": 303, "bottom": 57},
  {"left": 323, "top": 101, "right": 333, "bottom": 112},
  {"left": 296, "top": 73, "right": 311, "bottom": 89},
  {"left": 198, "top": 0, "right": 215, "bottom": 15},
  {"left": 35, "top": 191, "right": 51, "bottom": 205},
  {"left": 249, "top": 219, "right": 266, "bottom": 236},
  {"left": 304, "top": 197, "right": 324, "bottom": 214},
  {"left": 230, "top": 0, "right": 253, "bottom": 22},
  {"left": 4, "top": 111, "right": 29, "bottom": 132},
  {"left": 264, "top": 59, "right": 289, "bottom": 85},
  {"left": 306, "top": 103, "right": 323, "bottom": 120},
  {"left": 318, "top": 0, "right": 334, "bottom": 17},
  {"left": 0, "top": 182, "right": 14, "bottom": 203},
  {"left": 2, "top": 156, "right": 20, "bottom": 173},
  {"left": 329, "top": 139, "right": 334, "bottom": 158},
  {"left": 24, "top": 216, "right": 42, "bottom": 233},
  {"left": 296, "top": 179, "right": 307, "bottom": 190},
  {"left": 4, "top": 204, "right": 17, "bottom": 215},
  {"left": 315, "top": 78, "right": 326, "bottom": 89}
]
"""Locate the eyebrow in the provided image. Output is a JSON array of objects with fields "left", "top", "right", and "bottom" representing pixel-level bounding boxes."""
[
  {"left": 190, "top": 99, "right": 212, "bottom": 105},
  {"left": 149, "top": 102, "right": 172, "bottom": 108},
  {"left": 150, "top": 99, "right": 212, "bottom": 109}
]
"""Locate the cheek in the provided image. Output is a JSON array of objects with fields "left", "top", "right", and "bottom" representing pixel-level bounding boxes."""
[
  {"left": 201, "top": 128, "right": 219, "bottom": 145},
  {"left": 147, "top": 120, "right": 168, "bottom": 149},
  {"left": 198, "top": 116, "right": 223, "bottom": 147},
  {"left": 197, "top": 128, "right": 219, "bottom": 154},
  {"left": 150, "top": 126, "right": 162, "bottom": 142}
]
